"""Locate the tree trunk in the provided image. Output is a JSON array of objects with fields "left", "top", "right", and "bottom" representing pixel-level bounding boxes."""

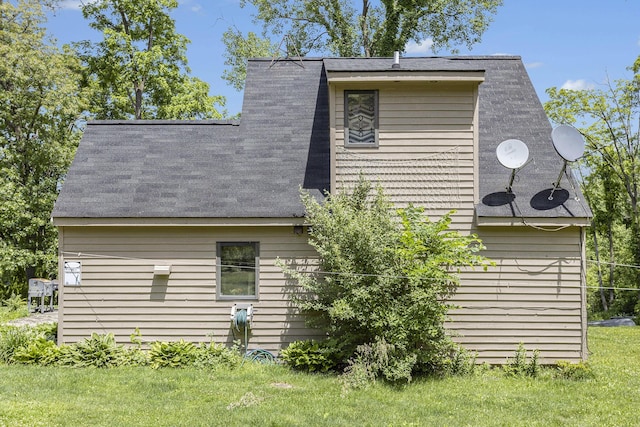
[
  {"left": 135, "top": 86, "right": 143, "bottom": 119},
  {"left": 592, "top": 229, "right": 608, "bottom": 311},
  {"left": 607, "top": 223, "right": 615, "bottom": 305}
]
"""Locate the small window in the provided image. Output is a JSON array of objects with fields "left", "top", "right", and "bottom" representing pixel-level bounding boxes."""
[
  {"left": 217, "top": 242, "right": 259, "bottom": 299},
  {"left": 345, "top": 90, "right": 378, "bottom": 146}
]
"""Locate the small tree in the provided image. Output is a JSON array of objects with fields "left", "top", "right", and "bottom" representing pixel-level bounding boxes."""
[{"left": 281, "top": 176, "right": 490, "bottom": 380}]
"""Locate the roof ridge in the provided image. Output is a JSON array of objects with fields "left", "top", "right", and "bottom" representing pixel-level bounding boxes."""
[{"left": 86, "top": 120, "right": 240, "bottom": 126}]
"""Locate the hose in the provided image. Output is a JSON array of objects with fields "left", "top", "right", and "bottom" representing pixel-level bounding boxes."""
[
  {"left": 244, "top": 349, "right": 276, "bottom": 364},
  {"left": 232, "top": 307, "right": 276, "bottom": 364},
  {"left": 233, "top": 308, "right": 249, "bottom": 353}
]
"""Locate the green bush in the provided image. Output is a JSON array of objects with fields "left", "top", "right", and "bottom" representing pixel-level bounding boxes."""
[
  {"left": 0, "top": 326, "right": 40, "bottom": 364},
  {"left": 554, "top": 360, "right": 595, "bottom": 380},
  {"left": 444, "top": 346, "right": 478, "bottom": 376},
  {"left": 341, "top": 339, "right": 417, "bottom": 390},
  {"left": 503, "top": 343, "right": 540, "bottom": 378},
  {"left": 149, "top": 340, "right": 197, "bottom": 369},
  {"left": 280, "top": 176, "right": 491, "bottom": 381},
  {"left": 3, "top": 293, "right": 24, "bottom": 312},
  {"left": 0, "top": 294, "right": 28, "bottom": 322},
  {"left": 58, "top": 333, "right": 129, "bottom": 368},
  {"left": 280, "top": 340, "right": 338, "bottom": 373},
  {"left": 194, "top": 342, "right": 241, "bottom": 369},
  {"left": 13, "top": 337, "right": 60, "bottom": 365}
]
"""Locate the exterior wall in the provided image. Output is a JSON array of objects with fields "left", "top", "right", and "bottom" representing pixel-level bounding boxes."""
[
  {"left": 57, "top": 224, "right": 586, "bottom": 363},
  {"left": 331, "top": 80, "right": 478, "bottom": 231},
  {"left": 451, "top": 225, "right": 586, "bottom": 364},
  {"left": 58, "top": 225, "right": 322, "bottom": 353},
  {"left": 329, "top": 78, "right": 586, "bottom": 364}
]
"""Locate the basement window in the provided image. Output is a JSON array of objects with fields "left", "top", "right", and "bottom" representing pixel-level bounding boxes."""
[
  {"left": 217, "top": 242, "right": 259, "bottom": 299},
  {"left": 345, "top": 90, "right": 379, "bottom": 147}
]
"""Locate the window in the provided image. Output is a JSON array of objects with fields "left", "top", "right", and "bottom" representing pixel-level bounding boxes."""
[
  {"left": 217, "top": 242, "right": 259, "bottom": 299},
  {"left": 345, "top": 90, "right": 378, "bottom": 146}
]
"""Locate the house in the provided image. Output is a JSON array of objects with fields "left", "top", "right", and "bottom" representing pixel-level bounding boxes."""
[{"left": 52, "top": 56, "right": 592, "bottom": 364}]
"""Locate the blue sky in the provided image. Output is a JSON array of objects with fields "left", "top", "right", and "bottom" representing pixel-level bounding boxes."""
[{"left": 47, "top": 0, "right": 640, "bottom": 116}]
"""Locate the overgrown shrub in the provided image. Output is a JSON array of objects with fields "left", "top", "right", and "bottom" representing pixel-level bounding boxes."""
[
  {"left": 341, "top": 339, "right": 419, "bottom": 390},
  {"left": 57, "top": 333, "right": 129, "bottom": 368},
  {"left": 0, "top": 326, "right": 40, "bottom": 364},
  {"left": 0, "top": 294, "right": 28, "bottom": 321},
  {"left": 279, "top": 176, "right": 491, "bottom": 381},
  {"left": 194, "top": 342, "right": 241, "bottom": 369},
  {"left": 4, "top": 294, "right": 24, "bottom": 312},
  {"left": 445, "top": 346, "right": 478, "bottom": 376},
  {"left": 503, "top": 343, "right": 540, "bottom": 378},
  {"left": 13, "top": 337, "right": 60, "bottom": 365},
  {"left": 280, "top": 340, "right": 339, "bottom": 373},
  {"left": 554, "top": 360, "right": 595, "bottom": 380},
  {"left": 149, "top": 340, "right": 197, "bottom": 369}
]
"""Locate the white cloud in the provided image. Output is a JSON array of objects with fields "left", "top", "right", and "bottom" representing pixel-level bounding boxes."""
[
  {"left": 58, "top": 0, "right": 83, "bottom": 9},
  {"left": 191, "top": 4, "right": 203, "bottom": 13},
  {"left": 404, "top": 39, "right": 434, "bottom": 55},
  {"left": 525, "top": 61, "right": 543, "bottom": 69},
  {"left": 561, "top": 79, "right": 596, "bottom": 91},
  {"left": 59, "top": 0, "right": 98, "bottom": 10}
]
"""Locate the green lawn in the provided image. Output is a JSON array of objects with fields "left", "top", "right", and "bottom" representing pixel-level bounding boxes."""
[{"left": 1, "top": 327, "right": 639, "bottom": 426}]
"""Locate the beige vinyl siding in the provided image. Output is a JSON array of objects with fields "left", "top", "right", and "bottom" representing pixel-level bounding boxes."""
[
  {"left": 58, "top": 223, "right": 586, "bottom": 363},
  {"left": 449, "top": 226, "right": 586, "bottom": 364},
  {"left": 331, "top": 81, "right": 478, "bottom": 230},
  {"left": 58, "top": 226, "right": 322, "bottom": 353}
]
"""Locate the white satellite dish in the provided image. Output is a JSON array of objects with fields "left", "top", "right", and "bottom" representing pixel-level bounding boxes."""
[
  {"left": 551, "top": 125, "right": 585, "bottom": 162},
  {"left": 549, "top": 125, "right": 585, "bottom": 200},
  {"left": 496, "top": 139, "right": 530, "bottom": 193},
  {"left": 497, "top": 139, "right": 529, "bottom": 169}
]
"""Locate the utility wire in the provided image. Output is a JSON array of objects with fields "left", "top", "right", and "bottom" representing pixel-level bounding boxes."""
[
  {"left": 587, "top": 259, "right": 640, "bottom": 270},
  {"left": 61, "top": 251, "right": 640, "bottom": 292}
]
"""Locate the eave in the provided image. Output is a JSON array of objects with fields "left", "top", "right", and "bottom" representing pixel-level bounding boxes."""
[{"left": 52, "top": 217, "right": 308, "bottom": 227}]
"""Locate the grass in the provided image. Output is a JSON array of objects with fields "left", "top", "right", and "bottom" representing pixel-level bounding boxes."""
[
  {"left": 0, "top": 327, "right": 639, "bottom": 426},
  {"left": 0, "top": 305, "right": 28, "bottom": 324}
]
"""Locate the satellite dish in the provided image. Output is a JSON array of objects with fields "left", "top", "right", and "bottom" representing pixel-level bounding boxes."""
[
  {"left": 549, "top": 125, "right": 584, "bottom": 200},
  {"left": 496, "top": 139, "right": 530, "bottom": 193},
  {"left": 551, "top": 125, "right": 585, "bottom": 162},
  {"left": 497, "top": 139, "right": 529, "bottom": 169}
]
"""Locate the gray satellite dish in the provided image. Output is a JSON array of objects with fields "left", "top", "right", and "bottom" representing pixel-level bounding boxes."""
[
  {"left": 551, "top": 125, "right": 585, "bottom": 162},
  {"left": 549, "top": 125, "right": 585, "bottom": 200},
  {"left": 496, "top": 139, "right": 529, "bottom": 193}
]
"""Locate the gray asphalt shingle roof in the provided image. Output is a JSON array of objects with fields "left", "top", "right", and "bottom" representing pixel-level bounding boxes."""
[{"left": 52, "top": 56, "right": 590, "bottom": 221}]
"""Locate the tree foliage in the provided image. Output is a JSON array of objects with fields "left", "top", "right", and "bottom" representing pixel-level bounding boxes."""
[
  {"left": 0, "top": 0, "right": 86, "bottom": 296},
  {"left": 244, "top": 0, "right": 502, "bottom": 56},
  {"left": 223, "top": 0, "right": 502, "bottom": 90},
  {"left": 77, "top": 0, "right": 224, "bottom": 119},
  {"left": 281, "top": 177, "right": 490, "bottom": 379},
  {"left": 222, "top": 28, "right": 277, "bottom": 92},
  {"left": 544, "top": 58, "right": 640, "bottom": 316}
]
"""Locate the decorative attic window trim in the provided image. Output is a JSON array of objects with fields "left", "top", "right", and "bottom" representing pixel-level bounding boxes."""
[
  {"left": 217, "top": 242, "right": 259, "bottom": 300},
  {"left": 344, "top": 90, "right": 379, "bottom": 147}
]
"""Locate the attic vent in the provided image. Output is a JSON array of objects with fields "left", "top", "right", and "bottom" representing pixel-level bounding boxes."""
[{"left": 392, "top": 51, "right": 400, "bottom": 69}]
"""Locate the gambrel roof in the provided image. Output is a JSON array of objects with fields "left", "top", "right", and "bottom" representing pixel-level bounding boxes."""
[{"left": 52, "top": 56, "right": 590, "bottom": 222}]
